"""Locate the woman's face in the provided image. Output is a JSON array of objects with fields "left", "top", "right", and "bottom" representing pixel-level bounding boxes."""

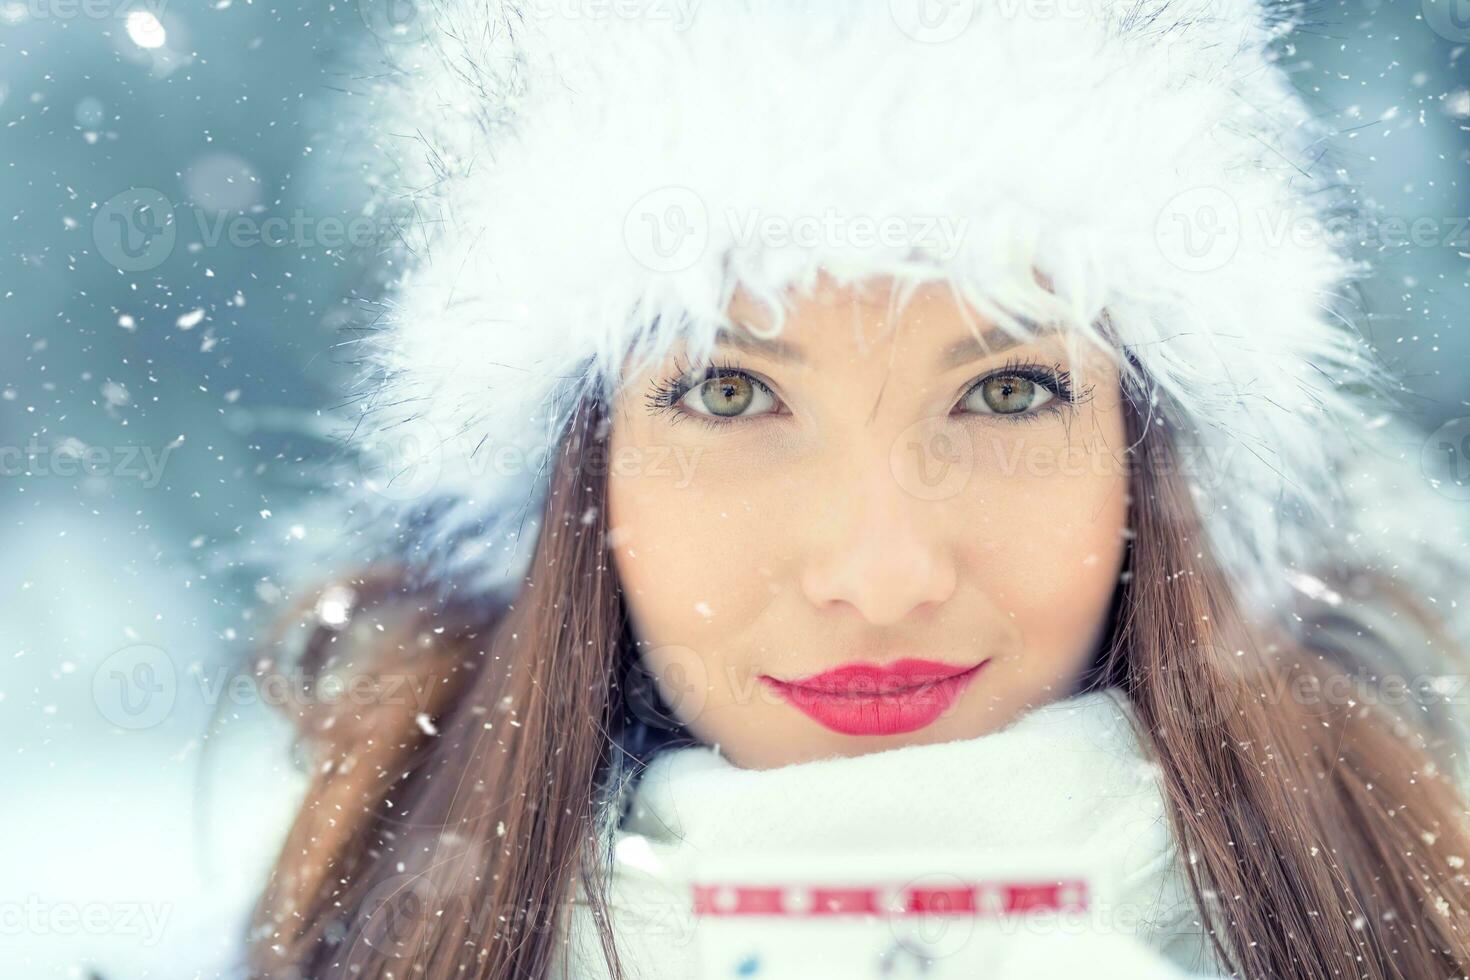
[{"left": 606, "top": 275, "right": 1130, "bottom": 769}]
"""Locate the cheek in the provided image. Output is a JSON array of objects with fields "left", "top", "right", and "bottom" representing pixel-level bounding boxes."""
[
  {"left": 607, "top": 432, "right": 797, "bottom": 741},
  {"left": 960, "top": 429, "right": 1129, "bottom": 669},
  {"left": 606, "top": 429, "right": 786, "bottom": 654}
]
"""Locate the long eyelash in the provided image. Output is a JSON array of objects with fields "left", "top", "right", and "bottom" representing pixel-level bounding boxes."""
[
  {"left": 643, "top": 355, "right": 1091, "bottom": 430},
  {"left": 643, "top": 353, "right": 776, "bottom": 429},
  {"left": 960, "top": 357, "right": 1094, "bottom": 425}
]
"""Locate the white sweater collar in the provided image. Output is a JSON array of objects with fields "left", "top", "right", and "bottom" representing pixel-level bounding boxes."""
[
  {"left": 586, "top": 687, "right": 1227, "bottom": 977},
  {"left": 624, "top": 687, "right": 1162, "bottom": 853}
]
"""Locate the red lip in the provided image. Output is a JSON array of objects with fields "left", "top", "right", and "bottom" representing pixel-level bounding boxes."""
[{"left": 760, "top": 658, "right": 986, "bottom": 737}]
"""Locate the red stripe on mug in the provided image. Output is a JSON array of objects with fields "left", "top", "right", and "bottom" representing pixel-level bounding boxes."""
[{"left": 691, "top": 879, "right": 1089, "bottom": 917}]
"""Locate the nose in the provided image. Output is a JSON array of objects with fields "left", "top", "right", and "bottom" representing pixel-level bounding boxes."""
[{"left": 799, "top": 457, "right": 958, "bottom": 627}]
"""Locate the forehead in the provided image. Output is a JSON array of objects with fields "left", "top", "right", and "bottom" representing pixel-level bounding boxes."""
[{"left": 721, "top": 275, "right": 1060, "bottom": 365}]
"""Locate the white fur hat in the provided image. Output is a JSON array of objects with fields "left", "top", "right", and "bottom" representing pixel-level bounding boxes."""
[{"left": 274, "top": 0, "right": 1468, "bottom": 659}]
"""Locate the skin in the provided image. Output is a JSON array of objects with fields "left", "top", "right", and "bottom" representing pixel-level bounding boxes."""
[{"left": 606, "top": 273, "right": 1130, "bottom": 769}]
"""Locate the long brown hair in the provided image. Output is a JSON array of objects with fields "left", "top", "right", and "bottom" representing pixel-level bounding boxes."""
[{"left": 245, "top": 385, "right": 1470, "bottom": 979}]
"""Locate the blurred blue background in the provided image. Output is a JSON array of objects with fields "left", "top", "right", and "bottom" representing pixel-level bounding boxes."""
[{"left": 0, "top": 0, "right": 1466, "bottom": 975}]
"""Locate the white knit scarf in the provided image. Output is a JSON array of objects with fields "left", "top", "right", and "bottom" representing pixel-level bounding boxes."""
[{"left": 556, "top": 687, "right": 1232, "bottom": 979}]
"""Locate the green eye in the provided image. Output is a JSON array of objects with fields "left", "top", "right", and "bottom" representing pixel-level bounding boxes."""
[
  {"left": 644, "top": 356, "right": 782, "bottom": 429},
  {"left": 966, "top": 374, "right": 1055, "bottom": 415},
  {"left": 697, "top": 372, "right": 756, "bottom": 417},
  {"left": 679, "top": 369, "right": 778, "bottom": 421}
]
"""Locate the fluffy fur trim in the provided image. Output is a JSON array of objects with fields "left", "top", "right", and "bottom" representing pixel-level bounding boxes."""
[{"left": 271, "top": 0, "right": 1467, "bottom": 663}]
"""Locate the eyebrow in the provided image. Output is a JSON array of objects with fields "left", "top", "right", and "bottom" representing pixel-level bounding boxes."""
[
  {"left": 711, "top": 325, "right": 808, "bottom": 365},
  {"left": 937, "top": 321, "right": 1052, "bottom": 370},
  {"left": 711, "top": 319, "right": 1051, "bottom": 370}
]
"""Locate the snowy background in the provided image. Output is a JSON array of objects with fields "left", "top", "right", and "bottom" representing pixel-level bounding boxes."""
[{"left": 0, "top": 0, "right": 1467, "bottom": 976}]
